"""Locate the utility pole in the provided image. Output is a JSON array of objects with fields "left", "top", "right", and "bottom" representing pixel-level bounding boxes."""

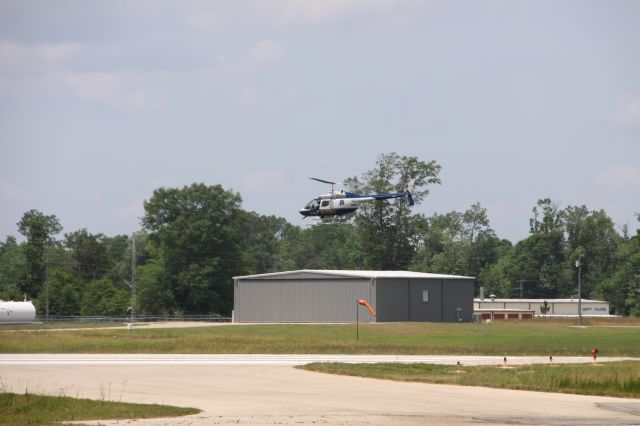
[
  {"left": 131, "top": 235, "right": 136, "bottom": 325},
  {"left": 576, "top": 259, "right": 582, "bottom": 326},
  {"left": 44, "top": 244, "right": 49, "bottom": 320},
  {"left": 515, "top": 280, "right": 535, "bottom": 298}
]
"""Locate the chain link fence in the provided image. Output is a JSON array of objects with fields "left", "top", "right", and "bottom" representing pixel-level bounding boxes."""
[{"left": 37, "top": 315, "right": 231, "bottom": 323}]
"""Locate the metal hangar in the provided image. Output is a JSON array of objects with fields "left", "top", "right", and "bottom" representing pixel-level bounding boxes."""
[{"left": 233, "top": 270, "right": 474, "bottom": 323}]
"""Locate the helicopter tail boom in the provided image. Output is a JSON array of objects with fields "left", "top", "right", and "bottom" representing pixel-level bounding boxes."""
[{"left": 370, "top": 190, "right": 414, "bottom": 206}]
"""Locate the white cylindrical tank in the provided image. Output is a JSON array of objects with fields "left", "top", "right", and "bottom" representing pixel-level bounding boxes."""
[{"left": 0, "top": 300, "right": 37, "bottom": 323}]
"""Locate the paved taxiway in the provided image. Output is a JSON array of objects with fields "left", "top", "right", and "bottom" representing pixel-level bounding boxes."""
[
  {"left": 2, "top": 354, "right": 640, "bottom": 425},
  {"left": 0, "top": 353, "right": 638, "bottom": 366}
]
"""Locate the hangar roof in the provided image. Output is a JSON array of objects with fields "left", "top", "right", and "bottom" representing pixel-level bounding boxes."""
[{"left": 234, "top": 269, "right": 474, "bottom": 280}]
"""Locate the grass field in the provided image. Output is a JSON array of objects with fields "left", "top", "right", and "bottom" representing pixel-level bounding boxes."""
[
  {"left": 299, "top": 360, "right": 640, "bottom": 399},
  {"left": 0, "top": 392, "right": 199, "bottom": 426},
  {"left": 1, "top": 319, "right": 639, "bottom": 355}
]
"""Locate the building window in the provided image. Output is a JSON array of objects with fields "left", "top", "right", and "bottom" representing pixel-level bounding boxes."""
[{"left": 422, "top": 290, "right": 429, "bottom": 303}]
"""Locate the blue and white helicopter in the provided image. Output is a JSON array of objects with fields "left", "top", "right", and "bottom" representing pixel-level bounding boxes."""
[{"left": 299, "top": 177, "right": 415, "bottom": 221}]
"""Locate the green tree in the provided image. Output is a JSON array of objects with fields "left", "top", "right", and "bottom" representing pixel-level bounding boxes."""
[
  {"left": 476, "top": 256, "right": 513, "bottom": 297},
  {"left": 142, "top": 183, "right": 247, "bottom": 314},
  {"left": 0, "top": 236, "right": 27, "bottom": 300},
  {"left": 529, "top": 198, "right": 565, "bottom": 234},
  {"left": 495, "top": 199, "right": 568, "bottom": 298},
  {"left": 80, "top": 278, "right": 129, "bottom": 316},
  {"left": 242, "top": 213, "right": 293, "bottom": 274},
  {"left": 540, "top": 300, "right": 550, "bottom": 317},
  {"left": 272, "top": 225, "right": 304, "bottom": 271},
  {"left": 102, "top": 234, "right": 132, "bottom": 283},
  {"left": 594, "top": 217, "right": 640, "bottom": 315},
  {"left": 64, "top": 229, "right": 112, "bottom": 281},
  {"left": 345, "top": 153, "right": 441, "bottom": 269},
  {"left": 565, "top": 206, "right": 621, "bottom": 299},
  {"left": 17, "top": 210, "right": 62, "bottom": 298},
  {"left": 46, "top": 270, "right": 82, "bottom": 316},
  {"left": 460, "top": 203, "right": 503, "bottom": 278},
  {"left": 136, "top": 257, "right": 174, "bottom": 315},
  {"left": 507, "top": 232, "right": 566, "bottom": 298},
  {"left": 413, "top": 203, "right": 508, "bottom": 292},
  {"left": 413, "top": 211, "right": 463, "bottom": 272},
  {"left": 276, "top": 224, "right": 362, "bottom": 270}
]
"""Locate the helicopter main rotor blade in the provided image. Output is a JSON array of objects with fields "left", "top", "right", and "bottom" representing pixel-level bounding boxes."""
[{"left": 310, "top": 177, "right": 338, "bottom": 185}]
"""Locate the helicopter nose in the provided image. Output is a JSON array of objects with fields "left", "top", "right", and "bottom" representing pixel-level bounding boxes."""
[{"left": 299, "top": 208, "right": 309, "bottom": 216}]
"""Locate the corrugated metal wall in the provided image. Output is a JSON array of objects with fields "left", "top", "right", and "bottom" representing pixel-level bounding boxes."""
[
  {"left": 235, "top": 278, "right": 375, "bottom": 322},
  {"left": 376, "top": 278, "right": 474, "bottom": 322},
  {"left": 408, "top": 279, "right": 444, "bottom": 322},
  {"left": 442, "top": 279, "right": 474, "bottom": 322},
  {"left": 375, "top": 278, "right": 409, "bottom": 322}
]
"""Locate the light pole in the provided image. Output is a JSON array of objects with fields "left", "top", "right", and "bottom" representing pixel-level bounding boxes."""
[
  {"left": 575, "top": 259, "right": 582, "bottom": 326},
  {"left": 44, "top": 243, "right": 49, "bottom": 320},
  {"left": 125, "top": 235, "right": 136, "bottom": 328}
]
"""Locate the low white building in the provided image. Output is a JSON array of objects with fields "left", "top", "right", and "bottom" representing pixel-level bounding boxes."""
[{"left": 474, "top": 297, "right": 610, "bottom": 318}]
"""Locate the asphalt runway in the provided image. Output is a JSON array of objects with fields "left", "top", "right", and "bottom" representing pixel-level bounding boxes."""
[{"left": 2, "top": 355, "right": 640, "bottom": 425}]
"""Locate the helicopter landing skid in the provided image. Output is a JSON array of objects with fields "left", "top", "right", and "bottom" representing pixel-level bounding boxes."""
[{"left": 304, "top": 216, "right": 352, "bottom": 226}]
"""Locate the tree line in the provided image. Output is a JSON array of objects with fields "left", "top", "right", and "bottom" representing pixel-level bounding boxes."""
[{"left": 1, "top": 153, "right": 639, "bottom": 317}]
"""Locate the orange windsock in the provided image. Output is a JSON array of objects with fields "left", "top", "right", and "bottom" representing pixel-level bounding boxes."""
[{"left": 358, "top": 299, "right": 376, "bottom": 317}]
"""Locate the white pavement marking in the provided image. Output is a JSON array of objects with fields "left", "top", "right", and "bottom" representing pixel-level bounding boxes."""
[{"left": 0, "top": 353, "right": 637, "bottom": 366}]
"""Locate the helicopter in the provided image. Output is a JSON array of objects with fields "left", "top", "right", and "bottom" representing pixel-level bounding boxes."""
[{"left": 299, "top": 177, "right": 415, "bottom": 221}]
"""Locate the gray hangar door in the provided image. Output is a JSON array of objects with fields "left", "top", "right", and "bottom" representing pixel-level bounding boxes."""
[
  {"left": 235, "top": 278, "right": 374, "bottom": 322},
  {"left": 376, "top": 278, "right": 443, "bottom": 322}
]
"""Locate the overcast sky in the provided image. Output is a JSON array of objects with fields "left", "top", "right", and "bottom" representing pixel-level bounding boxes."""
[{"left": 1, "top": 0, "right": 639, "bottom": 244}]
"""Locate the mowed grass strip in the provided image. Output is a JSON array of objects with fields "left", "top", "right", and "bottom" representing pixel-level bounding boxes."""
[
  {"left": 0, "top": 392, "right": 199, "bottom": 426},
  {"left": 1, "top": 320, "right": 639, "bottom": 355},
  {"left": 299, "top": 361, "right": 640, "bottom": 399}
]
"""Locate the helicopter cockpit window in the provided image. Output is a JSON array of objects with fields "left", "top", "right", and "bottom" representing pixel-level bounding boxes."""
[
  {"left": 305, "top": 199, "right": 319, "bottom": 209},
  {"left": 321, "top": 200, "right": 330, "bottom": 207}
]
